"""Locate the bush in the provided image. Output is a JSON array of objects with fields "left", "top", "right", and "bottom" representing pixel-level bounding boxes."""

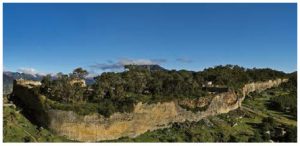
[
  {"left": 97, "top": 100, "right": 116, "bottom": 117},
  {"left": 248, "top": 131, "right": 263, "bottom": 142},
  {"left": 269, "top": 93, "right": 297, "bottom": 118},
  {"left": 282, "top": 125, "right": 297, "bottom": 142}
]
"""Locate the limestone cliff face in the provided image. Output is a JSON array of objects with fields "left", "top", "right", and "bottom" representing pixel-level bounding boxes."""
[
  {"left": 47, "top": 102, "right": 179, "bottom": 141},
  {"left": 12, "top": 78, "right": 288, "bottom": 142},
  {"left": 46, "top": 78, "right": 288, "bottom": 141}
]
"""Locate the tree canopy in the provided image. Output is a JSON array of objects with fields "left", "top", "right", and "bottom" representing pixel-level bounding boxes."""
[{"left": 38, "top": 65, "right": 290, "bottom": 117}]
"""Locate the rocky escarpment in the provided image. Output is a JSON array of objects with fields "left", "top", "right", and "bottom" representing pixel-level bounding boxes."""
[
  {"left": 11, "top": 80, "right": 49, "bottom": 127},
  {"left": 12, "top": 78, "right": 288, "bottom": 142}
]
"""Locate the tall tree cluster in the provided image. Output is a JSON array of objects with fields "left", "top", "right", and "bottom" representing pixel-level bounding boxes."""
[
  {"left": 40, "top": 68, "right": 88, "bottom": 103},
  {"left": 38, "top": 65, "right": 289, "bottom": 116}
]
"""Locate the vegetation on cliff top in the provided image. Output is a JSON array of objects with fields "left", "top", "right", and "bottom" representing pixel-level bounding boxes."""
[
  {"left": 36, "top": 65, "right": 288, "bottom": 117},
  {"left": 5, "top": 65, "right": 296, "bottom": 142},
  {"left": 108, "top": 77, "right": 297, "bottom": 142}
]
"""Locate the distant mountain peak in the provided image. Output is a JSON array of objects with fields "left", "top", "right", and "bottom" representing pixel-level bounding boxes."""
[
  {"left": 4, "top": 71, "right": 44, "bottom": 81},
  {"left": 124, "top": 64, "right": 167, "bottom": 71}
]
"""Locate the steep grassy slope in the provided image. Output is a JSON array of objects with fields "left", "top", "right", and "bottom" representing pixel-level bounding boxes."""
[{"left": 3, "top": 95, "right": 71, "bottom": 142}]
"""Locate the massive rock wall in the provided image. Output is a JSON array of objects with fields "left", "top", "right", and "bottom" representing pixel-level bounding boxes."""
[
  {"left": 11, "top": 80, "right": 49, "bottom": 127},
  {"left": 12, "top": 78, "right": 288, "bottom": 142},
  {"left": 46, "top": 78, "right": 288, "bottom": 141}
]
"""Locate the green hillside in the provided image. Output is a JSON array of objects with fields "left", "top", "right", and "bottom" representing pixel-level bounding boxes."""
[{"left": 3, "top": 95, "right": 70, "bottom": 142}]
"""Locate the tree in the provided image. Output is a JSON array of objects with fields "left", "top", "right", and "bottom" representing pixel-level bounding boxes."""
[
  {"left": 72, "top": 67, "right": 88, "bottom": 79},
  {"left": 283, "top": 126, "right": 297, "bottom": 142},
  {"left": 72, "top": 82, "right": 86, "bottom": 103},
  {"left": 44, "top": 72, "right": 87, "bottom": 103},
  {"left": 40, "top": 74, "right": 52, "bottom": 95},
  {"left": 122, "top": 69, "right": 151, "bottom": 94},
  {"left": 92, "top": 72, "right": 126, "bottom": 100},
  {"left": 148, "top": 71, "right": 166, "bottom": 95},
  {"left": 260, "top": 117, "right": 277, "bottom": 141}
]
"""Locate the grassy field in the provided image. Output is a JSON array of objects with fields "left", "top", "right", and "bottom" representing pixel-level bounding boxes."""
[{"left": 243, "top": 89, "right": 297, "bottom": 126}]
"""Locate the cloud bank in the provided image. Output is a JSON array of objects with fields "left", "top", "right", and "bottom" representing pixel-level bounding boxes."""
[{"left": 17, "top": 67, "right": 46, "bottom": 76}]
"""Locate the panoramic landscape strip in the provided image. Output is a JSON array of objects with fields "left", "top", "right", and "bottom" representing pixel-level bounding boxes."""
[{"left": 3, "top": 3, "right": 297, "bottom": 142}]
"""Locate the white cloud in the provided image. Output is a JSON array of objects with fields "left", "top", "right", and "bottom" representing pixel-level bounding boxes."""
[
  {"left": 85, "top": 70, "right": 100, "bottom": 78},
  {"left": 17, "top": 67, "right": 46, "bottom": 76}
]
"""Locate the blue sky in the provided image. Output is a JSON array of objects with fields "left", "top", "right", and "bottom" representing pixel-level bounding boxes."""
[{"left": 4, "top": 3, "right": 297, "bottom": 75}]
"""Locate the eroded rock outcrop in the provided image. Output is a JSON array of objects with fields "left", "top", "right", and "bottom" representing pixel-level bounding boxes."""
[
  {"left": 12, "top": 78, "right": 288, "bottom": 142},
  {"left": 11, "top": 80, "right": 49, "bottom": 127}
]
